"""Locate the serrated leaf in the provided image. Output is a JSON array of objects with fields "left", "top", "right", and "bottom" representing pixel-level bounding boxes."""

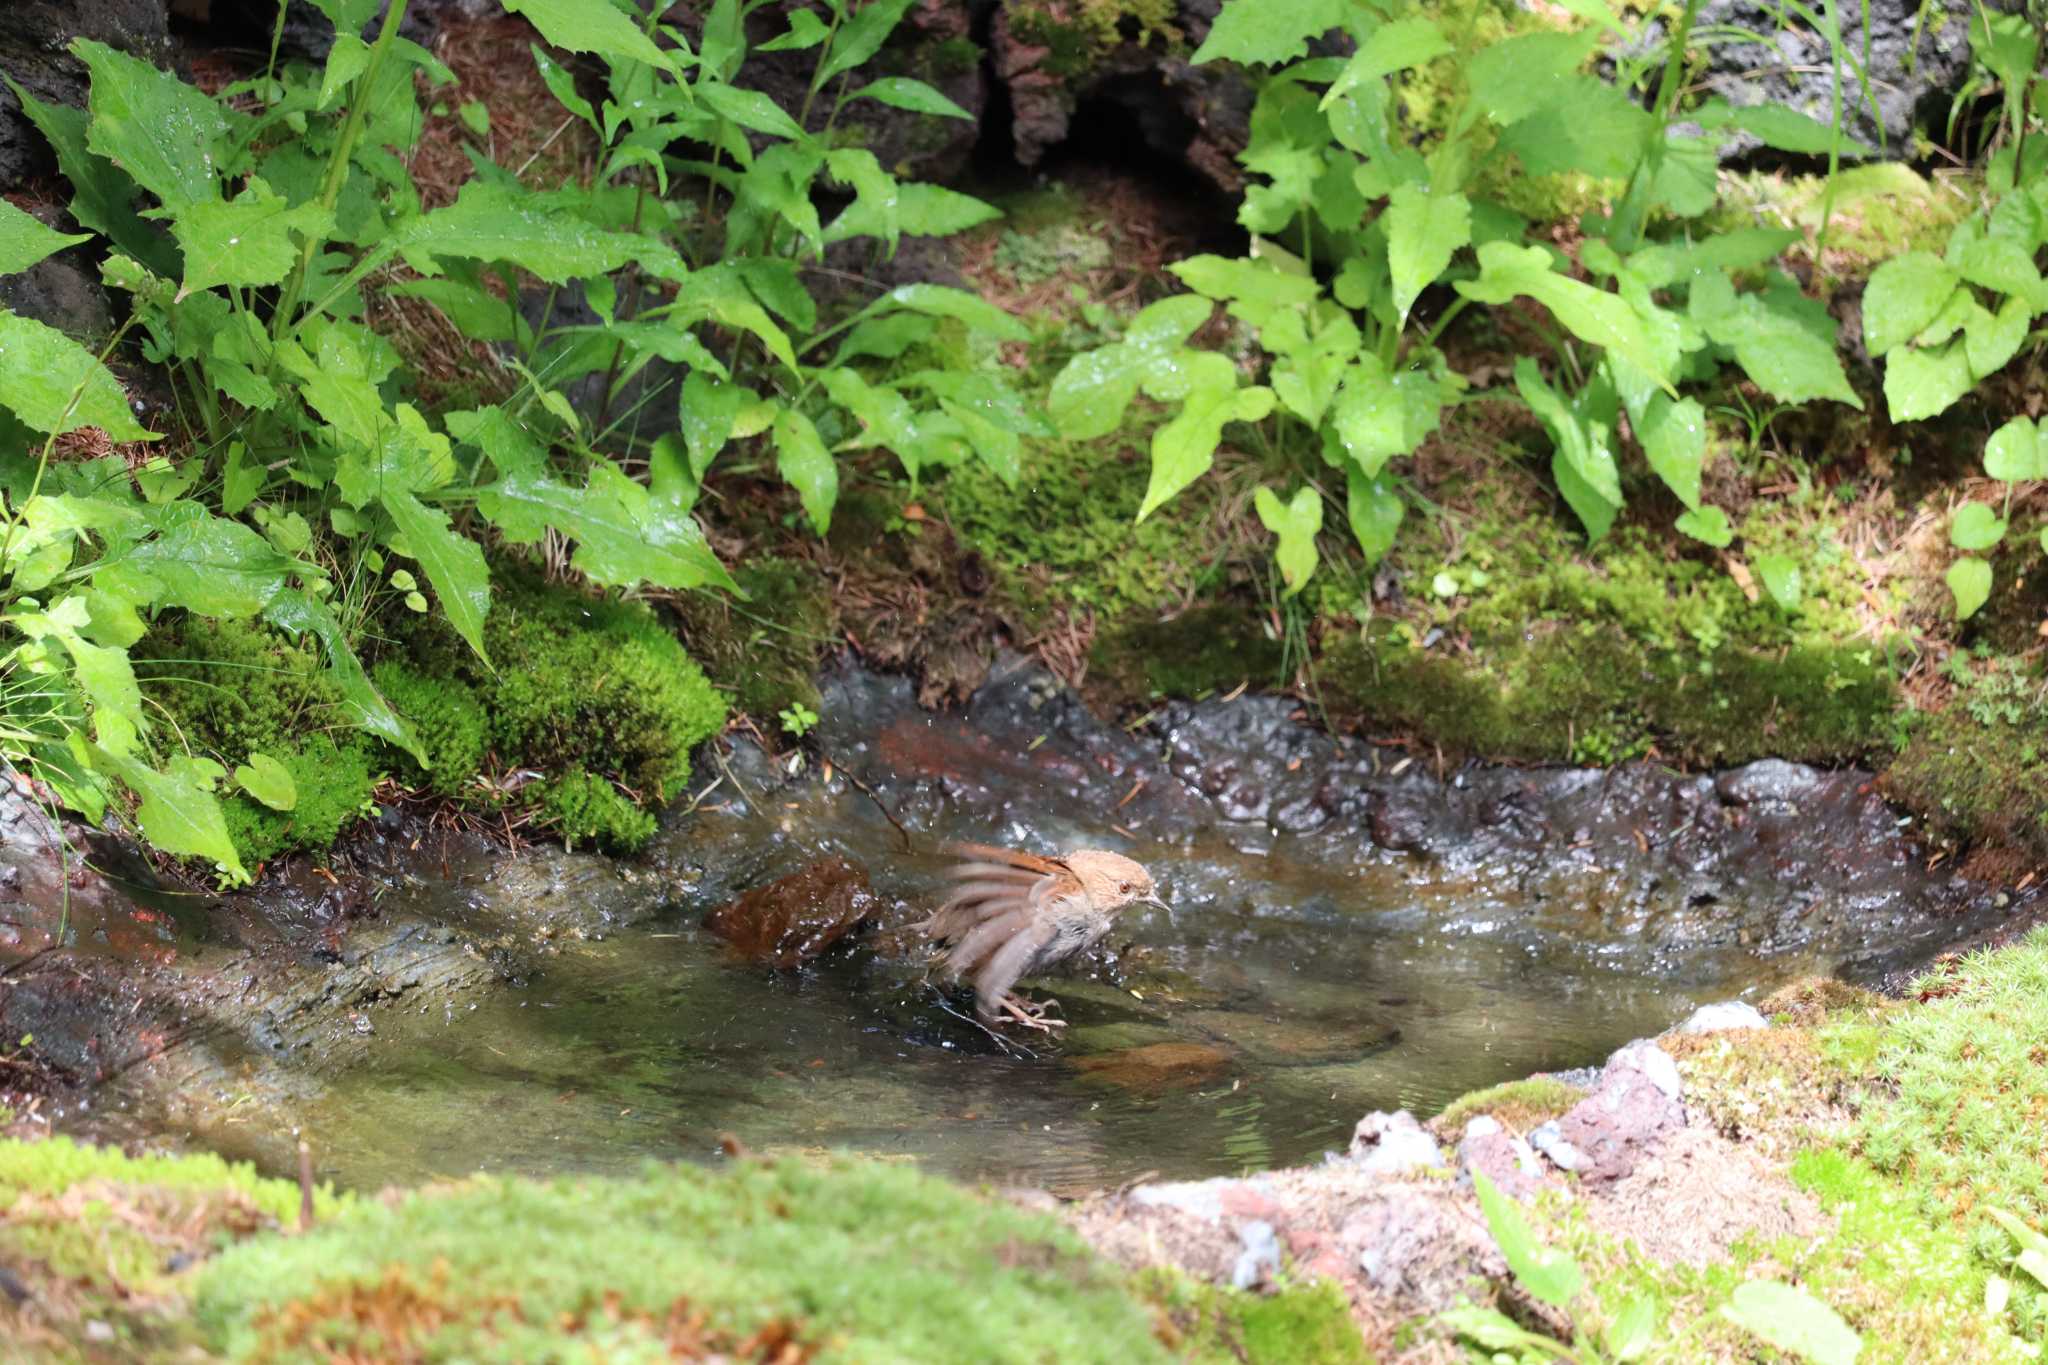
[
  {"left": 699, "top": 81, "right": 805, "bottom": 140},
  {"left": 1254, "top": 485, "right": 1323, "bottom": 595},
  {"left": 1756, "top": 552, "right": 1803, "bottom": 609},
  {"left": 399, "top": 180, "right": 675, "bottom": 284},
  {"left": 234, "top": 752, "right": 298, "bottom": 812},
  {"left": 1676, "top": 505, "right": 1733, "bottom": 546},
  {"left": 1688, "top": 273, "right": 1860, "bottom": 409},
  {"left": 1466, "top": 32, "right": 1599, "bottom": 125},
  {"left": 1984, "top": 417, "right": 2043, "bottom": 482},
  {"left": 1192, "top": 0, "right": 1344, "bottom": 65},
  {"left": 477, "top": 462, "right": 738, "bottom": 592},
  {"left": 75, "top": 39, "right": 229, "bottom": 211},
  {"left": 1386, "top": 185, "right": 1469, "bottom": 323},
  {"left": 1862, "top": 251, "right": 1959, "bottom": 357},
  {"left": 1140, "top": 383, "right": 1276, "bottom": 521},
  {"left": 0, "top": 198, "right": 89, "bottom": 275},
  {"left": 0, "top": 311, "right": 157, "bottom": 441},
  {"left": 1498, "top": 79, "right": 1652, "bottom": 179},
  {"left": 1321, "top": 18, "right": 1451, "bottom": 108},
  {"left": 500, "top": 0, "right": 676, "bottom": 73},
  {"left": 6, "top": 78, "right": 175, "bottom": 276},
  {"left": 1721, "top": 1281, "right": 1862, "bottom": 1365},
  {"left": 173, "top": 180, "right": 334, "bottom": 298},
  {"left": 849, "top": 77, "right": 973, "bottom": 120},
  {"left": 772, "top": 408, "right": 837, "bottom": 534},
  {"left": 818, "top": 0, "right": 917, "bottom": 84},
  {"left": 827, "top": 183, "right": 1000, "bottom": 242},
  {"left": 1950, "top": 501, "right": 2008, "bottom": 550},
  {"left": 95, "top": 746, "right": 247, "bottom": 882},
  {"left": 385, "top": 492, "right": 490, "bottom": 663},
  {"left": 1344, "top": 467, "right": 1405, "bottom": 565},
  {"left": 1883, "top": 340, "right": 1974, "bottom": 423}
]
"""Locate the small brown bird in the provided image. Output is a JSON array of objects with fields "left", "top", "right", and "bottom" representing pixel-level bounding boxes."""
[{"left": 922, "top": 842, "right": 1167, "bottom": 1031}]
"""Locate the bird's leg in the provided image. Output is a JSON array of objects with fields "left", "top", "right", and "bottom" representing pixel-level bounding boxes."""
[{"left": 997, "top": 991, "right": 1066, "bottom": 1032}]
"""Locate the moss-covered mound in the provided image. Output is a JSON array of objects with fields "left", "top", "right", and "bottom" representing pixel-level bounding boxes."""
[
  {"left": 0, "top": 1134, "right": 1362, "bottom": 1364},
  {"left": 139, "top": 571, "right": 727, "bottom": 864}
]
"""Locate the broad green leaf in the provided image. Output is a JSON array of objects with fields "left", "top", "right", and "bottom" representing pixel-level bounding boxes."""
[
  {"left": 849, "top": 77, "right": 973, "bottom": 120},
  {"left": 1254, "top": 485, "right": 1323, "bottom": 595},
  {"left": 1192, "top": 0, "right": 1344, "bottom": 65},
  {"left": 1140, "top": 383, "right": 1276, "bottom": 521},
  {"left": 1883, "top": 340, "right": 1974, "bottom": 423},
  {"left": 100, "top": 501, "right": 292, "bottom": 617},
  {"left": 1638, "top": 395, "right": 1707, "bottom": 509},
  {"left": 1987, "top": 1208, "right": 2048, "bottom": 1261},
  {"left": 263, "top": 589, "right": 426, "bottom": 765},
  {"left": 0, "top": 311, "right": 156, "bottom": 441},
  {"left": 1473, "top": 1172, "right": 1583, "bottom": 1309},
  {"left": 1958, "top": 236, "right": 2042, "bottom": 298},
  {"left": 1458, "top": 243, "right": 1672, "bottom": 391},
  {"left": 1439, "top": 1304, "right": 1558, "bottom": 1352},
  {"left": 95, "top": 746, "right": 247, "bottom": 882},
  {"left": 1756, "top": 553, "right": 1803, "bottom": 609},
  {"left": 477, "top": 463, "right": 738, "bottom": 592},
  {"left": 1465, "top": 32, "right": 1599, "bottom": 125},
  {"left": 1964, "top": 293, "right": 2031, "bottom": 378},
  {"left": 1950, "top": 501, "right": 2008, "bottom": 550},
  {"left": 8, "top": 78, "right": 175, "bottom": 276},
  {"left": 383, "top": 277, "right": 528, "bottom": 344},
  {"left": 699, "top": 81, "right": 806, "bottom": 140},
  {"left": 1984, "top": 417, "right": 2043, "bottom": 482},
  {"left": 1689, "top": 273, "right": 1860, "bottom": 409},
  {"left": 773, "top": 408, "right": 837, "bottom": 534},
  {"left": 1386, "top": 185, "right": 1469, "bottom": 323},
  {"left": 828, "top": 183, "right": 1001, "bottom": 242},
  {"left": 1344, "top": 467, "right": 1404, "bottom": 565},
  {"left": 385, "top": 491, "right": 490, "bottom": 664},
  {"left": 234, "top": 753, "right": 298, "bottom": 812},
  {"left": 1169, "top": 253, "right": 1321, "bottom": 314},
  {"left": 0, "top": 198, "right": 89, "bottom": 275},
  {"left": 400, "top": 180, "right": 677, "bottom": 284},
  {"left": 75, "top": 39, "right": 228, "bottom": 210},
  {"left": 1321, "top": 18, "right": 1451, "bottom": 108},
  {"left": 1608, "top": 1293, "right": 1662, "bottom": 1362},
  {"left": 6, "top": 597, "right": 144, "bottom": 756},
  {"left": 318, "top": 33, "right": 373, "bottom": 109},
  {"left": 761, "top": 8, "right": 830, "bottom": 50},
  {"left": 1269, "top": 314, "right": 1360, "bottom": 426},
  {"left": 1498, "top": 80, "right": 1652, "bottom": 179},
  {"left": 500, "top": 0, "right": 677, "bottom": 73},
  {"left": 680, "top": 372, "right": 750, "bottom": 474},
  {"left": 1693, "top": 98, "right": 1858, "bottom": 155},
  {"left": 818, "top": 0, "right": 917, "bottom": 84},
  {"left": 1515, "top": 357, "right": 1619, "bottom": 540},
  {"left": 1048, "top": 295, "right": 1213, "bottom": 439},
  {"left": 1331, "top": 357, "right": 1423, "bottom": 478},
  {"left": 876, "top": 284, "right": 1030, "bottom": 341},
  {"left": 303, "top": 0, "right": 379, "bottom": 27},
  {"left": 1676, "top": 505, "right": 1733, "bottom": 547},
  {"left": 532, "top": 45, "right": 597, "bottom": 129},
  {"left": 1862, "top": 252, "right": 1958, "bottom": 357},
  {"left": 1721, "top": 1281, "right": 1862, "bottom": 1365},
  {"left": 172, "top": 180, "right": 334, "bottom": 298}
]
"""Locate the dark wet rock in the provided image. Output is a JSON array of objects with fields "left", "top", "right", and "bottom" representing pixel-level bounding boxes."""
[
  {"left": 1457, "top": 1115, "right": 1545, "bottom": 1199},
  {"left": 1677, "top": 1000, "right": 1770, "bottom": 1034},
  {"left": 0, "top": 254, "right": 113, "bottom": 342},
  {"left": 1073, "top": 1039, "right": 1230, "bottom": 1093},
  {"left": 177, "top": 0, "right": 438, "bottom": 63},
  {"left": 1184, "top": 1009, "right": 1397, "bottom": 1067},
  {"left": 1552, "top": 1042, "right": 1685, "bottom": 1186},
  {"left": 1715, "top": 759, "right": 1825, "bottom": 808},
  {"left": 1348, "top": 1110, "right": 1443, "bottom": 1177},
  {"left": 702, "top": 856, "right": 878, "bottom": 968},
  {"left": 1, "top": 0, "right": 170, "bottom": 192}
]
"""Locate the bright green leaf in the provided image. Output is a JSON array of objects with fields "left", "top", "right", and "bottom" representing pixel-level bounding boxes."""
[
  {"left": 1253, "top": 485, "right": 1323, "bottom": 595},
  {"left": 1676, "top": 505, "right": 1733, "bottom": 547},
  {"left": 848, "top": 77, "right": 973, "bottom": 120},
  {"left": 173, "top": 179, "right": 334, "bottom": 298},
  {"left": 1721, "top": 1281, "right": 1862, "bottom": 1365},
  {"left": 95, "top": 746, "right": 247, "bottom": 882},
  {"left": 0, "top": 311, "right": 157, "bottom": 440},
  {"left": 1862, "top": 251, "right": 1959, "bottom": 357},
  {"left": 0, "top": 198, "right": 89, "bottom": 275},
  {"left": 1140, "top": 383, "right": 1275, "bottom": 521},
  {"left": 385, "top": 492, "right": 491, "bottom": 664},
  {"left": 1192, "top": 0, "right": 1345, "bottom": 65},
  {"left": 1884, "top": 340, "right": 1974, "bottom": 423},
  {"left": 234, "top": 752, "right": 298, "bottom": 812},
  {"left": 75, "top": 38, "right": 229, "bottom": 210},
  {"left": 400, "top": 180, "right": 677, "bottom": 285},
  {"left": 1984, "top": 417, "right": 2043, "bottom": 482},
  {"left": 1386, "top": 185, "right": 1469, "bottom": 322},
  {"left": 1344, "top": 467, "right": 1404, "bottom": 565},
  {"left": 500, "top": 0, "right": 677, "bottom": 73},
  {"left": 476, "top": 463, "right": 738, "bottom": 593},
  {"left": 772, "top": 408, "right": 837, "bottom": 535},
  {"left": 1756, "top": 552, "right": 1803, "bottom": 609},
  {"left": 1950, "top": 501, "right": 2008, "bottom": 550},
  {"left": 1473, "top": 1172, "right": 1583, "bottom": 1309}
]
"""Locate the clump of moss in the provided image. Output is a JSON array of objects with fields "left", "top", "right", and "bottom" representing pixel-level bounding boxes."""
[
  {"left": 1431, "top": 1076, "right": 1586, "bottom": 1137},
  {"left": 673, "top": 555, "right": 828, "bottom": 721},
  {"left": 1143, "top": 1273, "right": 1372, "bottom": 1364},
  {"left": 136, "top": 615, "right": 338, "bottom": 758},
  {"left": 1005, "top": 0, "right": 1180, "bottom": 77},
  {"left": 220, "top": 732, "right": 380, "bottom": 867},
  {"left": 1884, "top": 658, "right": 2048, "bottom": 861},
  {"left": 370, "top": 661, "right": 487, "bottom": 798},
  {"left": 533, "top": 766, "right": 659, "bottom": 854},
  {"left": 1088, "top": 604, "right": 1285, "bottom": 703}
]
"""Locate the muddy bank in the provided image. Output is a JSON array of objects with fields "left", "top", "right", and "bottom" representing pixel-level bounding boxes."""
[{"left": 0, "top": 657, "right": 2033, "bottom": 1190}]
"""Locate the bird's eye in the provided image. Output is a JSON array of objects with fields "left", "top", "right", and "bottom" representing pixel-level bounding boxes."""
[{"left": 1119, "top": 881, "right": 1132, "bottom": 893}]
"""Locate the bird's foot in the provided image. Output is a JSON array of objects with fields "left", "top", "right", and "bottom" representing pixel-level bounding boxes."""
[{"left": 996, "top": 992, "right": 1066, "bottom": 1032}]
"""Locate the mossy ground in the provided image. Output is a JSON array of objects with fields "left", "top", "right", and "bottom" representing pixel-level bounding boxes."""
[{"left": 0, "top": 1135, "right": 1362, "bottom": 1365}]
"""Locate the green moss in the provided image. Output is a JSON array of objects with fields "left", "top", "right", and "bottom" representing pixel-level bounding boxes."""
[
  {"left": 1005, "top": 0, "right": 1179, "bottom": 77},
  {"left": 192, "top": 1156, "right": 1197, "bottom": 1364},
  {"left": 927, "top": 36, "right": 982, "bottom": 76},
  {"left": 674, "top": 555, "right": 828, "bottom": 721},
  {"left": 137, "top": 615, "right": 338, "bottom": 759},
  {"left": 1089, "top": 604, "right": 1286, "bottom": 702},
  {"left": 370, "top": 661, "right": 487, "bottom": 797},
  {"left": 1885, "top": 658, "right": 2048, "bottom": 861},
  {"left": 1145, "top": 1273, "right": 1372, "bottom": 1363},
  {"left": 1431, "top": 1076, "right": 1586, "bottom": 1135},
  {"left": 220, "top": 732, "right": 380, "bottom": 866},
  {"left": 533, "top": 765, "right": 660, "bottom": 854}
]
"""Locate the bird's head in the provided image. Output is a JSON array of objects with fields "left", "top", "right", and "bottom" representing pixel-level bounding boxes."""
[{"left": 1065, "top": 850, "right": 1169, "bottom": 916}]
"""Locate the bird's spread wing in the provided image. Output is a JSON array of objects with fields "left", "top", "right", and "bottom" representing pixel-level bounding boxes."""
[{"left": 922, "top": 842, "right": 1073, "bottom": 967}]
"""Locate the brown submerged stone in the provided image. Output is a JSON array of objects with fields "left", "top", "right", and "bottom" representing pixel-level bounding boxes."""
[
  {"left": 1073, "top": 1041, "right": 1232, "bottom": 1094},
  {"left": 702, "top": 857, "right": 879, "bottom": 969}
]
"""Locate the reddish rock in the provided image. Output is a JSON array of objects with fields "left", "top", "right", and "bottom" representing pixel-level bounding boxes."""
[
  {"left": 1073, "top": 1041, "right": 1232, "bottom": 1093},
  {"left": 702, "top": 857, "right": 878, "bottom": 968}
]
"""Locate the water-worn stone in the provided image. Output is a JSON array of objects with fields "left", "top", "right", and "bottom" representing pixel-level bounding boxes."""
[
  {"left": 1552, "top": 1042, "right": 1685, "bottom": 1186},
  {"left": 1458, "top": 1115, "right": 1545, "bottom": 1199},
  {"left": 1349, "top": 1109, "right": 1444, "bottom": 1177},
  {"left": 1677, "top": 1000, "right": 1770, "bottom": 1034},
  {"left": 1073, "top": 1041, "right": 1231, "bottom": 1093},
  {"left": 702, "top": 856, "right": 879, "bottom": 968},
  {"left": 1715, "top": 758, "right": 1825, "bottom": 807},
  {"left": 1528, "top": 1120, "right": 1587, "bottom": 1173}
]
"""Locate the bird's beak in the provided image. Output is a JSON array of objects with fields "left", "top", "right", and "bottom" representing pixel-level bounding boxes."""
[{"left": 1142, "top": 893, "right": 1173, "bottom": 921}]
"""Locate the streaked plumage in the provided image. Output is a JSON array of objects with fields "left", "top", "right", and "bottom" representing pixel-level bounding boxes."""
[{"left": 922, "top": 842, "right": 1165, "bottom": 1029}]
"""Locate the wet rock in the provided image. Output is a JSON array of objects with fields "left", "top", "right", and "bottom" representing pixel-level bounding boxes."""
[
  {"left": 1527, "top": 1120, "right": 1587, "bottom": 1173},
  {"left": 1348, "top": 1110, "right": 1444, "bottom": 1177},
  {"left": 1457, "top": 1115, "right": 1545, "bottom": 1199},
  {"left": 1715, "top": 759, "right": 1825, "bottom": 807},
  {"left": 1073, "top": 1041, "right": 1231, "bottom": 1094},
  {"left": 1185, "top": 1009, "right": 1397, "bottom": 1067},
  {"left": 1553, "top": 1042, "right": 1685, "bottom": 1186},
  {"left": 0, "top": 256, "right": 113, "bottom": 343},
  {"left": 1677, "top": 1000, "right": 1769, "bottom": 1034},
  {"left": 702, "top": 856, "right": 879, "bottom": 968},
  {"left": 1, "top": 0, "right": 170, "bottom": 193}
]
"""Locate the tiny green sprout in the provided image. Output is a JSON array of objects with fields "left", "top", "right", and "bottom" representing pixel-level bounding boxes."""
[
  {"left": 779, "top": 703, "right": 820, "bottom": 739},
  {"left": 389, "top": 569, "right": 418, "bottom": 591}
]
